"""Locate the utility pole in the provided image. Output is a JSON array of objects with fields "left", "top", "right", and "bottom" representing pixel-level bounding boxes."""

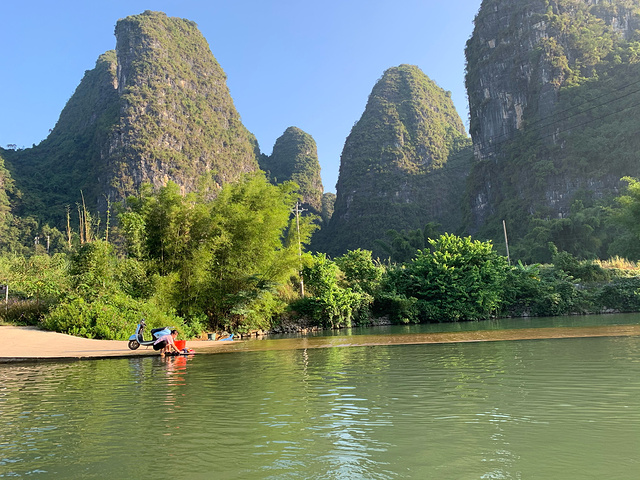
[
  {"left": 1, "top": 284, "right": 8, "bottom": 314},
  {"left": 293, "top": 202, "right": 307, "bottom": 296},
  {"left": 503, "top": 220, "right": 511, "bottom": 266}
]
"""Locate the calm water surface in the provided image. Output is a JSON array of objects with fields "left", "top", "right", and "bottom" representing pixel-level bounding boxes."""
[
  {"left": 267, "top": 312, "right": 640, "bottom": 338},
  {"left": 2, "top": 316, "right": 640, "bottom": 479}
]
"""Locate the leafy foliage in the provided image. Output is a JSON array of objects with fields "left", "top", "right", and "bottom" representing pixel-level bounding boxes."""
[
  {"left": 290, "top": 253, "right": 371, "bottom": 328},
  {"left": 118, "top": 174, "right": 315, "bottom": 332},
  {"left": 0, "top": 253, "right": 69, "bottom": 304},
  {"left": 334, "top": 248, "right": 383, "bottom": 296},
  {"left": 594, "top": 276, "right": 640, "bottom": 312},
  {"left": 500, "top": 262, "right": 588, "bottom": 317},
  {"left": 0, "top": 252, "right": 69, "bottom": 325},
  {"left": 607, "top": 176, "right": 640, "bottom": 259},
  {"left": 382, "top": 234, "right": 510, "bottom": 322}
]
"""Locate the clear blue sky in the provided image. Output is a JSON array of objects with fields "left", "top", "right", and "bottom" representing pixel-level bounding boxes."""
[{"left": 1, "top": 0, "right": 481, "bottom": 192}]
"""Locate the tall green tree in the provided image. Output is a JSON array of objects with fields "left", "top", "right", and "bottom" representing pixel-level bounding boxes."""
[
  {"left": 119, "top": 174, "right": 316, "bottom": 331},
  {"left": 119, "top": 181, "right": 213, "bottom": 317},
  {"left": 389, "top": 234, "right": 510, "bottom": 321},
  {"left": 292, "top": 253, "right": 368, "bottom": 329},
  {"left": 205, "top": 174, "right": 314, "bottom": 330},
  {"left": 334, "top": 248, "right": 383, "bottom": 296},
  {"left": 608, "top": 176, "right": 640, "bottom": 260}
]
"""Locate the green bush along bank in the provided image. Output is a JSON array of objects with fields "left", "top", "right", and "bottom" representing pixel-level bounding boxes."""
[{"left": 4, "top": 177, "right": 640, "bottom": 338}]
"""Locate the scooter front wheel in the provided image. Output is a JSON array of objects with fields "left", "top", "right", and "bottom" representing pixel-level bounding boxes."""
[{"left": 128, "top": 340, "right": 140, "bottom": 350}]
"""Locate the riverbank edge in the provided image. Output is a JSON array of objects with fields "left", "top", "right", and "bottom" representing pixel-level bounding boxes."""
[
  {"left": 2, "top": 324, "right": 640, "bottom": 364},
  {"left": 0, "top": 325, "right": 240, "bottom": 363}
]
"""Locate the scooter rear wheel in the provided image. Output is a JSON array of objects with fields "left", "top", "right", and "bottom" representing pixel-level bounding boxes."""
[{"left": 128, "top": 340, "right": 140, "bottom": 350}]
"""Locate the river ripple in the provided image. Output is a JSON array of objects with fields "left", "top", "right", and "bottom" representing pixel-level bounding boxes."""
[{"left": 1, "top": 317, "right": 640, "bottom": 479}]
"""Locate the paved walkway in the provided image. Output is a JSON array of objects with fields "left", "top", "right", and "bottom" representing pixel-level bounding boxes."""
[{"left": 0, "top": 326, "right": 238, "bottom": 362}]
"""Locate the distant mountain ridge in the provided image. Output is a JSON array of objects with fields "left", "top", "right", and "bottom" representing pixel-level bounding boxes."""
[
  {"left": 260, "top": 126, "right": 324, "bottom": 214},
  {"left": 314, "top": 64, "right": 473, "bottom": 256},
  {"left": 5, "top": 11, "right": 260, "bottom": 226}
]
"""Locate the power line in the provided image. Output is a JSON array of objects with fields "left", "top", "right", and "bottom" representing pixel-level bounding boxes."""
[
  {"left": 415, "top": 79, "right": 640, "bottom": 174},
  {"left": 524, "top": 77, "right": 640, "bottom": 130},
  {"left": 478, "top": 80, "right": 640, "bottom": 157},
  {"left": 464, "top": 1, "right": 640, "bottom": 151}
]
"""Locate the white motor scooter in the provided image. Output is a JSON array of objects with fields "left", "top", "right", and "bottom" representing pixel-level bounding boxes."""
[{"left": 127, "top": 318, "right": 171, "bottom": 350}]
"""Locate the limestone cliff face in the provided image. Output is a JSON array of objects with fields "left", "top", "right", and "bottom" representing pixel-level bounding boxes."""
[
  {"left": 467, "top": 0, "right": 640, "bottom": 161},
  {"left": 106, "top": 11, "right": 259, "bottom": 202},
  {"left": 465, "top": 0, "right": 640, "bottom": 235},
  {"left": 466, "top": 0, "right": 554, "bottom": 161},
  {"left": 315, "top": 65, "right": 472, "bottom": 256},
  {"left": 259, "top": 126, "right": 323, "bottom": 213},
  {"left": 7, "top": 11, "right": 259, "bottom": 225}
]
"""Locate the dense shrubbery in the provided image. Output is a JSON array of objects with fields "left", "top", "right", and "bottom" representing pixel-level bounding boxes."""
[
  {"left": 1, "top": 174, "right": 317, "bottom": 338},
  {"left": 42, "top": 293, "right": 185, "bottom": 340},
  {"left": 0, "top": 253, "right": 69, "bottom": 325},
  {"left": 0, "top": 300, "right": 49, "bottom": 326},
  {"left": 501, "top": 263, "right": 588, "bottom": 317},
  {"left": 4, "top": 177, "right": 640, "bottom": 339},
  {"left": 292, "top": 234, "right": 640, "bottom": 327},
  {"left": 289, "top": 251, "right": 379, "bottom": 328}
]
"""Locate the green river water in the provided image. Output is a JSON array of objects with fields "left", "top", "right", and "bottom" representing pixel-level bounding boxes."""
[{"left": 2, "top": 315, "right": 640, "bottom": 479}]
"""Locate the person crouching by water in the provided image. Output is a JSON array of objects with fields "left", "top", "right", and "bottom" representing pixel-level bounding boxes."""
[{"left": 153, "top": 329, "right": 181, "bottom": 355}]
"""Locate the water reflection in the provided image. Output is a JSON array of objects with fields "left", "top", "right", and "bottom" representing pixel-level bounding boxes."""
[
  {"left": 197, "top": 314, "right": 640, "bottom": 357},
  {"left": 162, "top": 354, "right": 193, "bottom": 384},
  {"left": 1, "top": 336, "right": 640, "bottom": 478},
  {"left": 265, "top": 312, "right": 640, "bottom": 341},
  {"left": 251, "top": 348, "right": 397, "bottom": 479}
]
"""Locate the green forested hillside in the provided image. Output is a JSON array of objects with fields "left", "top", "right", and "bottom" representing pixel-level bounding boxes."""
[
  {"left": 5, "top": 11, "right": 259, "bottom": 233},
  {"left": 260, "top": 126, "right": 324, "bottom": 214},
  {"left": 315, "top": 64, "right": 473, "bottom": 257},
  {"left": 465, "top": 0, "right": 640, "bottom": 262},
  {"left": 0, "top": 154, "right": 14, "bottom": 243},
  {"left": 4, "top": 52, "right": 119, "bottom": 228}
]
